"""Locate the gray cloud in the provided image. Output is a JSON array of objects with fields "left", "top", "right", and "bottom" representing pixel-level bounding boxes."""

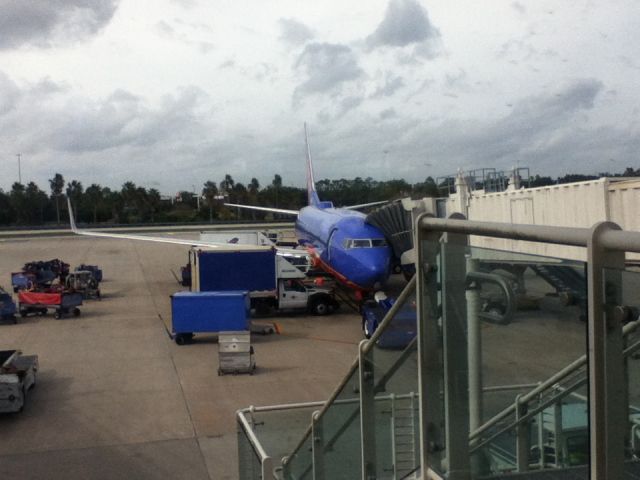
[
  {"left": 379, "top": 108, "right": 397, "bottom": 120},
  {"left": 511, "top": 2, "right": 526, "bottom": 15},
  {"left": 0, "top": 71, "right": 21, "bottom": 115},
  {"left": 278, "top": 18, "right": 314, "bottom": 46},
  {"left": 293, "top": 42, "right": 364, "bottom": 96},
  {"left": 0, "top": 0, "right": 119, "bottom": 49},
  {"left": 371, "top": 75, "right": 405, "bottom": 98},
  {"left": 366, "top": 0, "right": 440, "bottom": 49},
  {"left": 302, "top": 78, "right": 623, "bottom": 182}
]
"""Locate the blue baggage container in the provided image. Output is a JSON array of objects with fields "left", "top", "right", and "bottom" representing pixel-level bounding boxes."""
[
  {"left": 171, "top": 291, "right": 249, "bottom": 345},
  {"left": 0, "top": 287, "right": 17, "bottom": 322}
]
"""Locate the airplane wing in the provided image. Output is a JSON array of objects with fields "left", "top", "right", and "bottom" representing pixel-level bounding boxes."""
[
  {"left": 343, "top": 200, "right": 388, "bottom": 210},
  {"left": 67, "top": 198, "right": 265, "bottom": 250},
  {"left": 224, "top": 203, "right": 299, "bottom": 216}
]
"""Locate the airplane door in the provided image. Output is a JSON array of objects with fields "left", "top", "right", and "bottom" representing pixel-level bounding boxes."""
[{"left": 327, "top": 228, "right": 337, "bottom": 261}]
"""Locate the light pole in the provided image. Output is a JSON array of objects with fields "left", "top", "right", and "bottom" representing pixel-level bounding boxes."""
[{"left": 16, "top": 153, "right": 21, "bottom": 184}]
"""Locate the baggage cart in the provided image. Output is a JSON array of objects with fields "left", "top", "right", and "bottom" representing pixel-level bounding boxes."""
[
  {"left": 218, "top": 331, "right": 255, "bottom": 375},
  {"left": 0, "top": 287, "right": 17, "bottom": 324},
  {"left": 18, "top": 291, "right": 83, "bottom": 319},
  {"left": 66, "top": 271, "right": 101, "bottom": 300},
  {"left": 75, "top": 264, "right": 103, "bottom": 283},
  {"left": 0, "top": 350, "right": 38, "bottom": 413}
]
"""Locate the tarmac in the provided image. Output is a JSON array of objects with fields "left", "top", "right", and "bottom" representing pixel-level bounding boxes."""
[{"left": 0, "top": 233, "right": 364, "bottom": 479}]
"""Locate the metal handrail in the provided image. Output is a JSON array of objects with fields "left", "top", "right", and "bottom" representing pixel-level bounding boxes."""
[
  {"left": 419, "top": 216, "right": 640, "bottom": 255},
  {"left": 282, "top": 275, "right": 417, "bottom": 467},
  {"left": 470, "top": 319, "right": 640, "bottom": 441},
  {"left": 470, "top": 323, "right": 640, "bottom": 455}
]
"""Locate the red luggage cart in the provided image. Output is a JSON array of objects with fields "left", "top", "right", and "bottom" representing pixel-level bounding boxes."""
[{"left": 18, "top": 291, "right": 83, "bottom": 319}]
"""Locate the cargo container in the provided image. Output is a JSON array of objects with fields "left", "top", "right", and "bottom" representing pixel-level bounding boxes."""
[
  {"left": 0, "top": 350, "right": 38, "bottom": 413},
  {"left": 171, "top": 290, "right": 249, "bottom": 345}
]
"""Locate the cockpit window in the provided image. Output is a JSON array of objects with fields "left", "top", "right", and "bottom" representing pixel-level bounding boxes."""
[{"left": 343, "top": 238, "right": 388, "bottom": 248}]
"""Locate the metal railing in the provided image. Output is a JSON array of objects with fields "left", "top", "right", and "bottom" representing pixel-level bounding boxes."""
[{"left": 237, "top": 216, "right": 640, "bottom": 480}]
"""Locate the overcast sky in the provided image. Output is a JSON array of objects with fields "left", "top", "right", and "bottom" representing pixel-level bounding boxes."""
[{"left": 0, "top": 0, "right": 638, "bottom": 194}]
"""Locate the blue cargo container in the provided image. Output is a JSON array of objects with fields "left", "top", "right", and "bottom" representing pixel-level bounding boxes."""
[
  {"left": 171, "top": 291, "right": 249, "bottom": 345},
  {"left": 195, "top": 248, "right": 276, "bottom": 293}
]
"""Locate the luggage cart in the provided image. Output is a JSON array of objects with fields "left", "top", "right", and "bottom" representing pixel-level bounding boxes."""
[
  {"left": 18, "top": 291, "right": 83, "bottom": 319},
  {"left": 218, "top": 331, "right": 255, "bottom": 375},
  {"left": 66, "top": 271, "right": 101, "bottom": 300},
  {"left": 0, "top": 287, "right": 17, "bottom": 324}
]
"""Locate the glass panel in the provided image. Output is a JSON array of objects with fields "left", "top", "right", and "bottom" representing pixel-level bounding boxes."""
[
  {"left": 605, "top": 267, "right": 640, "bottom": 477},
  {"left": 419, "top": 236, "right": 590, "bottom": 478},
  {"left": 319, "top": 366, "right": 362, "bottom": 479},
  {"left": 363, "top": 287, "right": 420, "bottom": 479},
  {"left": 471, "top": 244, "right": 589, "bottom": 477},
  {"left": 250, "top": 406, "right": 319, "bottom": 472},
  {"left": 237, "top": 417, "right": 264, "bottom": 480},
  {"left": 372, "top": 345, "right": 420, "bottom": 478},
  {"left": 285, "top": 433, "right": 313, "bottom": 480}
]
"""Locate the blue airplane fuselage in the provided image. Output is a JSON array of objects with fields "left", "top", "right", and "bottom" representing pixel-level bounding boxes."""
[{"left": 295, "top": 205, "right": 391, "bottom": 290}]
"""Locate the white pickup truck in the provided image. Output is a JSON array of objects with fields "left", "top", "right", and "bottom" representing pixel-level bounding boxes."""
[{"left": 0, "top": 350, "right": 38, "bottom": 413}]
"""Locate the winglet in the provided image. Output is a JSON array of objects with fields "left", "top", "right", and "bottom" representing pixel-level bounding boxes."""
[
  {"left": 304, "top": 123, "right": 321, "bottom": 207},
  {"left": 67, "top": 197, "right": 77, "bottom": 232}
]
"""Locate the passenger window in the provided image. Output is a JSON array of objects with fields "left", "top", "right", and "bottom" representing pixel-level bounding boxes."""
[{"left": 372, "top": 239, "right": 387, "bottom": 247}]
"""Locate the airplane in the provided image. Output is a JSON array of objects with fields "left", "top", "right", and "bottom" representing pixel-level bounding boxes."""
[
  {"left": 225, "top": 124, "right": 392, "bottom": 292},
  {"left": 66, "top": 125, "right": 392, "bottom": 294}
]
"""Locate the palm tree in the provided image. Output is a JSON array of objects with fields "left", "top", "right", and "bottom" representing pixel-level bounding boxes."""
[
  {"left": 84, "top": 184, "right": 104, "bottom": 223},
  {"left": 147, "top": 188, "right": 161, "bottom": 223},
  {"left": 49, "top": 173, "right": 65, "bottom": 224},
  {"left": 202, "top": 181, "right": 218, "bottom": 223},
  {"left": 272, "top": 174, "right": 282, "bottom": 207}
]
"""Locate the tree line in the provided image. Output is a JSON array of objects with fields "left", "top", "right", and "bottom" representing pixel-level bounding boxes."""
[{"left": 0, "top": 168, "right": 638, "bottom": 227}]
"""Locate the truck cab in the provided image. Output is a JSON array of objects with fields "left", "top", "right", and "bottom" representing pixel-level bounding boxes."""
[{"left": 277, "top": 279, "right": 338, "bottom": 315}]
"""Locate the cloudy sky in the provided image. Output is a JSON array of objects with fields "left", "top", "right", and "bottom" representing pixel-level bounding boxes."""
[{"left": 1, "top": 0, "right": 639, "bottom": 194}]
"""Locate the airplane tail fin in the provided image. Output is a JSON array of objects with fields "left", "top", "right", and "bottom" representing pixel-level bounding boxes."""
[
  {"left": 304, "top": 123, "right": 321, "bottom": 207},
  {"left": 67, "top": 198, "right": 77, "bottom": 232}
]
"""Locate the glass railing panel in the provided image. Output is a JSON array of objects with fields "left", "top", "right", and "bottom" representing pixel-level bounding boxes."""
[
  {"left": 250, "top": 406, "right": 319, "bottom": 473},
  {"left": 419, "top": 235, "right": 590, "bottom": 478},
  {"left": 318, "top": 366, "right": 362, "bottom": 479},
  {"left": 237, "top": 416, "right": 265, "bottom": 480},
  {"left": 470, "top": 244, "right": 589, "bottom": 478},
  {"left": 604, "top": 267, "right": 640, "bottom": 477},
  {"left": 364, "top": 288, "right": 420, "bottom": 479},
  {"left": 285, "top": 433, "right": 313, "bottom": 480}
]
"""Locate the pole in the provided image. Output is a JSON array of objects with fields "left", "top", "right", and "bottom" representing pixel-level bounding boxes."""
[{"left": 16, "top": 153, "right": 21, "bottom": 184}]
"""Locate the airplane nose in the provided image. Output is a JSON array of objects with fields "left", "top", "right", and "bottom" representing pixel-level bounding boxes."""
[{"left": 354, "top": 254, "right": 389, "bottom": 289}]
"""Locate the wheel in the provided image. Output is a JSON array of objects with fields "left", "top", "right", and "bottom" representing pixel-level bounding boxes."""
[
  {"left": 312, "top": 299, "right": 330, "bottom": 316},
  {"left": 54, "top": 310, "right": 61, "bottom": 319},
  {"left": 175, "top": 333, "right": 193, "bottom": 345},
  {"left": 20, "top": 309, "right": 27, "bottom": 318},
  {"left": 73, "top": 308, "right": 81, "bottom": 317},
  {"left": 363, "top": 319, "right": 375, "bottom": 339}
]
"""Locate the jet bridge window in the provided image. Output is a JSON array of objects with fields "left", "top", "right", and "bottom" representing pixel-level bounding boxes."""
[{"left": 343, "top": 238, "right": 388, "bottom": 248}]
